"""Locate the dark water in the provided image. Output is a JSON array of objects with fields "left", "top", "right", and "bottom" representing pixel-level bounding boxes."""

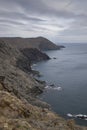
[{"left": 33, "top": 43, "right": 87, "bottom": 126}]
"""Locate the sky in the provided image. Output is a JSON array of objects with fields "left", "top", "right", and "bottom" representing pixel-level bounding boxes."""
[{"left": 0, "top": 0, "right": 87, "bottom": 43}]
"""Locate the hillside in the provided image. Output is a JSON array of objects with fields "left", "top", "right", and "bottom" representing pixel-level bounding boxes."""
[{"left": 0, "top": 37, "right": 65, "bottom": 50}]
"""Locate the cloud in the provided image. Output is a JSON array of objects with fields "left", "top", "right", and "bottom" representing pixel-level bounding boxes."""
[{"left": 0, "top": 0, "right": 87, "bottom": 43}]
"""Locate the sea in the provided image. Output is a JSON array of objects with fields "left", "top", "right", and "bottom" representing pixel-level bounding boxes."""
[{"left": 33, "top": 43, "right": 87, "bottom": 126}]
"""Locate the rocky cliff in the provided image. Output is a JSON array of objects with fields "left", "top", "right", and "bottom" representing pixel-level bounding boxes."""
[
  {"left": 0, "top": 39, "right": 50, "bottom": 107},
  {"left": 0, "top": 36, "right": 65, "bottom": 50},
  {"left": 20, "top": 48, "right": 50, "bottom": 63}
]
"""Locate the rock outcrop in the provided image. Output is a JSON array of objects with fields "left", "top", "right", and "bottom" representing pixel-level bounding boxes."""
[{"left": 20, "top": 48, "right": 50, "bottom": 63}]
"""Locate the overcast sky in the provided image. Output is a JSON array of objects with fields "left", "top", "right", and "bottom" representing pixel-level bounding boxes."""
[{"left": 0, "top": 0, "right": 87, "bottom": 43}]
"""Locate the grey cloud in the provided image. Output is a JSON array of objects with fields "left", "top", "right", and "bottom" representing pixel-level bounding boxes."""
[
  {"left": 0, "top": 0, "right": 81, "bottom": 19},
  {"left": 0, "top": 19, "right": 25, "bottom": 26},
  {"left": 0, "top": 11, "right": 45, "bottom": 22},
  {"left": 0, "top": 0, "right": 87, "bottom": 19}
]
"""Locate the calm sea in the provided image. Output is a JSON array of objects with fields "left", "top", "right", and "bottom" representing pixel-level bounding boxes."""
[{"left": 33, "top": 43, "right": 87, "bottom": 126}]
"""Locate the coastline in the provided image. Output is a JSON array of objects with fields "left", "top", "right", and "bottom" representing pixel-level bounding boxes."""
[
  {"left": 31, "top": 60, "right": 87, "bottom": 127},
  {"left": 31, "top": 50, "right": 87, "bottom": 128},
  {"left": 0, "top": 39, "right": 87, "bottom": 129}
]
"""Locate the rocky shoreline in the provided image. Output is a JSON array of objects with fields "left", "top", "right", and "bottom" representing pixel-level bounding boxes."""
[{"left": 0, "top": 38, "right": 87, "bottom": 129}]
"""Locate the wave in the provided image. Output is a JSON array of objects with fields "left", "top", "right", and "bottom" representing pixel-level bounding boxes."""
[
  {"left": 67, "top": 113, "right": 87, "bottom": 120},
  {"left": 45, "top": 85, "right": 62, "bottom": 91}
]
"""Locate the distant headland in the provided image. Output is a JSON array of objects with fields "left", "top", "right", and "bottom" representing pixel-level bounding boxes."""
[{"left": 0, "top": 36, "right": 65, "bottom": 50}]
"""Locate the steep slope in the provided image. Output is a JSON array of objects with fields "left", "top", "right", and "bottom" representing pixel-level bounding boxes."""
[
  {"left": 0, "top": 40, "right": 49, "bottom": 107},
  {"left": 0, "top": 37, "right": 64, "bottom": 50},
  {"left": 35, "top": 37, "right": 65, "bottom": 50},
  {"left": 20, "top": 48, "right": 50, "bottom": 63}
]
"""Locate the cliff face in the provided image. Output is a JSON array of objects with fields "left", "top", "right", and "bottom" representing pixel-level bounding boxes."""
[
  {"left": 0, "top": 40, "right": 50, "bottom": 107},
  {"left": 20, "top": 48, "right": 50, "bottom": 63},
  {"left": 0, "top": 36, "right": 64, "bottom": 50}
]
